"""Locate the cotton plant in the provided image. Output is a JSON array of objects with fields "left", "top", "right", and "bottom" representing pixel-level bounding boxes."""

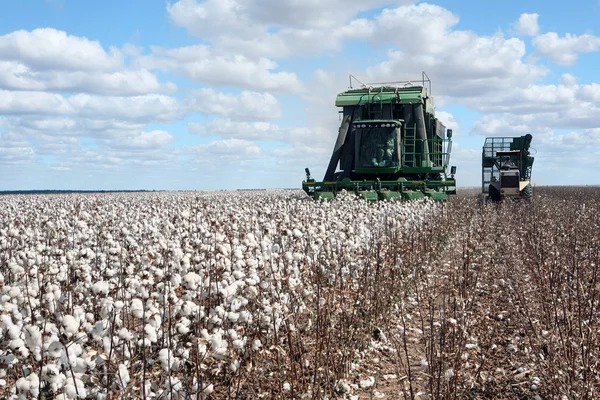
[{"left": 0, "top": 190, "right": 439, "bottom": 398}]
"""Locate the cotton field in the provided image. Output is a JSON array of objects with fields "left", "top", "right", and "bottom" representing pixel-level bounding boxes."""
[{"left": 1, "top": 188, "right": 600, "bottom": 399}]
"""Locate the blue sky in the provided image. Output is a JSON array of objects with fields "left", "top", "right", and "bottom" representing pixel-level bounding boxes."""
[{"left": 1, "top": 0, "right": 600, "bottom": 190}]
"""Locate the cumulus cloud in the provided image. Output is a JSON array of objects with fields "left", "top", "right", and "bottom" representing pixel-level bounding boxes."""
[
  {"left": 178, "top": 138, "right": 262, "bottom": 160},
  {"left": 97, "top": 130, "right": 175, "bottom": 151},
  {"left": 189, "top": 119, "right": 281, "bottom": 140},
  {"left": 166, "top": 0, "right": 417, "bottom": 57},
  {"left": 358, "top": 4, "right": 547, "bottom": 97},
  {"left": 0, "top": 28, "right": 175, "bottom": 95},
  {"left": 533, "top": 32, "right": 600, "bottom": 66},
  {"left": 187, "top": 89, "right": 283, "bottom": 120},
  {"left": 0, "top": 132, "right": 35, "bottom": 164},
  {"left": 137, "top": 45, "right": 304, "bottom": 93},
  {"left": 0, "top": 90, "right": 182, "bottom": 122},
  {"left": 188, "top": 118, "right": 335, "bottom": 147},
  {"left": 514, "top": 13, "right": 539, "bottom": 36}
]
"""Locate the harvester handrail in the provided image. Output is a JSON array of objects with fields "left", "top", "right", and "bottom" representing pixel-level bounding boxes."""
[{"left": 348, "top": 71, "right": 432, "bottom": 95}]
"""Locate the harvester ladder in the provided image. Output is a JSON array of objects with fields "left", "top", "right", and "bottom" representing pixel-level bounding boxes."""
[{"left": 403, "top": 122, "right": 417, "bottom": 167}]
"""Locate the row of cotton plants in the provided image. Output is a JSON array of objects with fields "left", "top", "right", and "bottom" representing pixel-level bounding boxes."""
[{"left": 0, "top": 190, "right": 439, "bottom": 399}]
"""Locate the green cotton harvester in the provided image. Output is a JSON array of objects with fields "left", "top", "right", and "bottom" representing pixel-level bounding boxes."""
[{"left": 302, "top": 73, "right": 457, "bottom": 201}]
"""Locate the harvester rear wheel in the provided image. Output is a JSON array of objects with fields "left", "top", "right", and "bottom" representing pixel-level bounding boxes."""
[
  {"left": 488, "top": 184, "right": 501, "bottom": 202},
  {"left": 521, "top": 184, "right": 533, "bottom": 203}
]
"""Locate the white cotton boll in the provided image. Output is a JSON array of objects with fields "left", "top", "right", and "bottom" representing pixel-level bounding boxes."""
[
  {"left": 252, "top": 339, "right": 262, "bottom": 351},
  {"left": 64, "top": 377, "right": 87, "bottom": 399},
  {"left": 62, "top": 315, "right": 79, "bottom": 335},
  {"left": 24, "top": 325, "right": 42, "bottom": 360},
  {"left": 238, "top": 310, "right": 251, "bottom": 323},
  {"left": 201, "top": 383, "right": 214, "bottom": 396},
  {"left": 181, "top": 301, "right": 198, "bottom": 317},
  {"left": 245, "top": 286, "right": 258, "bottom": 299},
  {"left": 92, "top": 281, "right": 109, "bottom": 296},
  {"left": 227, "top": 311, "right": 239, "bottom": 323},
  {"left": 232, "top": 270, "right": 245, "bottom": 280},
  {"left": 148, "top": 313, "right": 161, "bottom": 330},
  {"left": 177, "top": 324, "right": 190, "bottom": 335},
  {"left": 144, "top": 324, "right": 157, "bottom": 343},
  {"left": 158, "top": 348, "right": 174, "bottom": 371},
  {"left": 117, "top": 364, "right": 130, "bottom": 389},
  {"left": 16, "top": 377, "right": 30, "bottom": 393},
  {"left": 230, "top": 359, "right": 240, "bottom": 372},
  {"left": 131, "top": 298, "right": 144, "bottom": 318},
  {"left": 119, "top": 327, "right": 134, "bottom": 341},
  {"left": 47, "top": 341, "right": 63, "bottom": 358},
  {"left": 232, "top": 337, "right": 246, "bottom": 351},
  {"left": 100, "top": 299, "right": 115, "bottom": 320},
  {"left": 16, "top": 344, "right": 30, "bottom": 358},
  {"left": 9, "top": 286, "right": 21, "bottom": 299}
]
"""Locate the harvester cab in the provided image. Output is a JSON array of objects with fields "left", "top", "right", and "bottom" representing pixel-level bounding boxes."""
[
  {"left": 482, "top": 134, "right": 534, "bottom": 203},
  {"left": 302, "top": 73, "right": 457, "bottom": 202}
]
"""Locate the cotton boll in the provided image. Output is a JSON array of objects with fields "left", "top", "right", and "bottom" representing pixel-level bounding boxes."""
[
  {"left": 63, "top": 377, "right": 87, "bottom": 399},
  {"left": 227, "top": 311, "right": 240, "bottom": 323},
  {"left": 180, "top": 301, "right": 198, "bottom": 317},
  {"left": 91, "top": 281, "right": 109, "bottom": 296},
  {"left": 24, "top": 325, "right": 42, "bottom": 361},
  {"left": 176, "top": 318, "right": 191, "bottom": 335},
  {"left": 144, "top": 324, "right": 157, "bottom": 343},
  {"left": 232, "top": 337, "right": 247, "bottom": 351},
  {"left": 230, "top": 358, "right": 240, "bottom": 372},
  {"left": 158, "top": 348, "right": 174, "bottom": 371},
  {"left": 118, "top": 363, "right": 130, "bottom": 388},
  {"left": 47, "top": 340, "right": 64, "bottom": 358},
  {"left": 62, "top": 315, "right": 79, "bottom": 335},
  {"left": 130, "top": 298, "right": 144, "bottom": 318},
  {"left": 201, "top": 383, "right": 214, "bottom": 396},
  {"left": 118, "top": 327, "right": 134, "bottom": 341}
]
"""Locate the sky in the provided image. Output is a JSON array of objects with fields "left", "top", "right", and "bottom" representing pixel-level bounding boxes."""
[{"left": 1, "top": 0, "right": 600, "bottom": 190}]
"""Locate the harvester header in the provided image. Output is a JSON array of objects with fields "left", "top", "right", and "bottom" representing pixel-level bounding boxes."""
[{"left": 302, "top": 72, "right": 456, "bottom": 201}]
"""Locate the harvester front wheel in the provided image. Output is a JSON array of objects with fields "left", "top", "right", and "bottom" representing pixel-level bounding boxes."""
[{"left": 521, "top": 184, "right": 533, "bottom": 203}]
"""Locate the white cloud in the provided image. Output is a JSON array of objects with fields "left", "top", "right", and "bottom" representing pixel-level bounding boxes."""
[
  {"left": 459, "top": 81, "right": 600, "bottom": 126},
  {"left": 359, "top": 4, "right": 547, "bottom": 98},
  {"left": 189, "top": 119, "right": 281, "bottom": 140},
  {"left": 178, "top": 138, "right": 262, "bottom": 159},
  {"left": 166, "top": 0, "right": 417, "bottom": 58},
  {"left": 0, "top": 61, "right": 175, "bottom": 95},
  {"left": 137, "top": 45, "right": 304, "bottom": 93},
  {"left": 514, "top": 13, "right": 539, "bottom": 36},
  {"left": 0, "top": 90, "right": 182, "bottom": 122},
  {"left": 187, "top": 89, "right": 283, "bottom": 120},
  {"left": 97, "top": 130, "right": 175, "bottom": 151},
  {"left": 0, "top": 28, "right": 122, "bottom": 72},
  {"left": 188, "top": 117, "right": 338, "bottom": 150},
  {"left": 533, "top": 32, "right": 600, "bottom": 66},
  {"left": 0, "top": 132, "right": 35, "bottom": 164},
  {"left": 0, "top": 28, "right": 175, "bottom": 96}
]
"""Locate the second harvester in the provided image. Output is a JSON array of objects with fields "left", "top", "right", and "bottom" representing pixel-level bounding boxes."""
[
  {"left": 481, "top": 134, "right": 535, "bottom": 202},
  {"left": 302, "top": 73, "right": 456, "bottom": 201}
]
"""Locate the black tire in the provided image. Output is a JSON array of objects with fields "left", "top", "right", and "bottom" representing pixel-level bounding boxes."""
[
  {"left": 488, "top": 184, "right": 501, "bottom": 202},
  {"left": 521, "top": 183, "right": 533, "bottom": 203}
]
